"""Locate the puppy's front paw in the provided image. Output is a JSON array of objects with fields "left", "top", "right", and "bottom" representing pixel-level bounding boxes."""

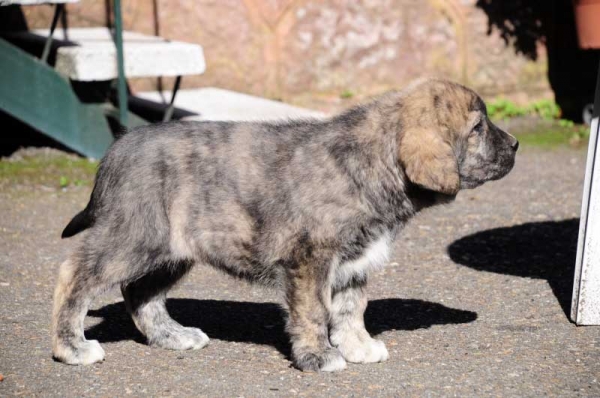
[
  {"left": 332, "top": 332, "right": 389, "bottom": 364},
  {"left": 53, "top": 339, "right": 106, "bottom": 365},
  {"left": 294, "top": 347, "right": 347, "bottom": 372}
]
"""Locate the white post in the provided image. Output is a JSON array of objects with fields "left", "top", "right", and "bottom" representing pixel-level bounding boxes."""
[{"left": 572, "top": 62, "right": 600, "bottom": 325}]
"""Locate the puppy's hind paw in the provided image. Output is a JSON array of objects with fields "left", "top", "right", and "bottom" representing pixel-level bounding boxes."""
[
  {"left": 148, "top": 326, "right": 209, "bottom": 351},
  {"left": 53, "top": 339, "right": 106, "bottom": 366},
  {"left": 294, "top": 348, "right": 347, "bottom": 372}
]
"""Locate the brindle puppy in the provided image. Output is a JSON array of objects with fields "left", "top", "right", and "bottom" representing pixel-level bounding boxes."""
[{"left": 52, "top": 78, "right": 518, "bottom": 371}]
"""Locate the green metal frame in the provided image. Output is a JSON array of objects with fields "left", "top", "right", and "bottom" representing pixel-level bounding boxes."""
[
  {"left": 0, "top": 38, "right": 113, "bottom": 159},
  {"left": 113, "top": 0, "right": 128, "bottom": 127},
  {"left": 0, "top": 0, "right": 181, "bottom": 158},
  {"left": 111, "top": 0, "right": 178, "bottom": 124},
  {"left": 0, "top": 38, "right": 149, "bottom": 158}
]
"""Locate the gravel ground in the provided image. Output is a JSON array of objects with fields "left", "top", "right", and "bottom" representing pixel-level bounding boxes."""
[{"left": 0, "top": 147, "right": 598, "bottom": 397}]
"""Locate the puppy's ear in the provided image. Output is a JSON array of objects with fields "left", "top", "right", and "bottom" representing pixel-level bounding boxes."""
[{"left": 399, "top": 128, "right": 460, "bottom": 195}]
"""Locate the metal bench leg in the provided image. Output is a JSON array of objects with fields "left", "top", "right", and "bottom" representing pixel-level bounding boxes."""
[
  {"left": 163, "top": 75, "right": 182, "bottom": 122},
  {"left": 41, "top": 4, "right": 64, "bottom": 64}
]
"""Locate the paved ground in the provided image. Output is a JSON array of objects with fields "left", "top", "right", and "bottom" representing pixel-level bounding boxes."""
[{"left": 0, "top": 147, "right": 599, "bottom": 397}]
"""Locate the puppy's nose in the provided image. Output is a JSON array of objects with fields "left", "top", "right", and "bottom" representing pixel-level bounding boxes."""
[{"left": 512, "top": 140, "right": 519, "bottom": 152}]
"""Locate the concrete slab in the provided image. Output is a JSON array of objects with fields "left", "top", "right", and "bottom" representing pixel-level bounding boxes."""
[
  {"left": 136, "top": 88, "right": 325, "bottom": 122},
  {"left": 28, "top": 28, "right": 205, "bottom": 81}
]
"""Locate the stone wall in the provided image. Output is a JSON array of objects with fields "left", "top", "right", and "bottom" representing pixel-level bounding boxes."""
[{"left": 22, "top": 0, "right": 551, "bottom": 111}]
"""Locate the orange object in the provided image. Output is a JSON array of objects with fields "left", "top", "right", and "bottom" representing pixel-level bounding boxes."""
[{"left": 574, "top": 0, "right": 600, "bottom": 48}]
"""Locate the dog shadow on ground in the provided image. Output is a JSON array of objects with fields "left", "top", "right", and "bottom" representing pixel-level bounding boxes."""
[
  {"left": 447, "top": 218, "right": 579, "bottom": 318},
  {"left": 86, "top": 298, "right": 477, "bottom": 357}
]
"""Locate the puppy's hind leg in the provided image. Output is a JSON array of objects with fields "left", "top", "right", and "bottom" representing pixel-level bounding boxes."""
[
  {"left": 286, "top": 257, "right": 347, "bottom": 372},
  {"left": 52, "top": 256, "right": 106, "bottom": 365},
  {"left": 121, "top": 261, "right": 209, "bottom": 351}
]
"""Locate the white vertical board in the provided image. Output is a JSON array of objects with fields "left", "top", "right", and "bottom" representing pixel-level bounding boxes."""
[{"left": 572, "top": 63, "right": 600, "bottom": 325}]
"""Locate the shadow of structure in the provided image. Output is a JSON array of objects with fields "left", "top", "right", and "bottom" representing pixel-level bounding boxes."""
[
  {"left": 448, "top": 218, "right": 579, "bottom": 318},
  {"left": 476, "top": 0, "right": 598, "bottom": 122},
  {"left": 87, "top": 298, "right": 477, "bottom": 358}
]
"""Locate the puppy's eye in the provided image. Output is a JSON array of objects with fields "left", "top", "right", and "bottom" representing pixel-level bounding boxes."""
[{"left": 472, "top": 119, "right": 485, "bottom": 135}]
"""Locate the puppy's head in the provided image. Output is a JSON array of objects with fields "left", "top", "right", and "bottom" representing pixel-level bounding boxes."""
[{"left": 397, "top": 79, "right": 518, "bottom": 195}]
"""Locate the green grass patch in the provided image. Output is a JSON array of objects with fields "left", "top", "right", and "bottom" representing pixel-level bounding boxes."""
[
  {"left": 340, "top": 89, "right": 355, "bottom": 99},
  {"left": 487, "top": 98, "right": 561, "bottom": 120},
  {"left": 0, "top": 151, "right": 98, "bottom": 188},
  {"left": 486, "top": 97, "right": 590, "bottom": 149},
  {"left": 512, "top": 121, "right": 589, "bottom": 149}
]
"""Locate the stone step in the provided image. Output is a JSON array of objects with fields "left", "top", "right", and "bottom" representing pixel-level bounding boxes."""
[
  {"left": 136, "top": 88, "right": 325, "bottom": 122},
  {"left": 16, "top": 27, "right": 205, "bottom": 81}
]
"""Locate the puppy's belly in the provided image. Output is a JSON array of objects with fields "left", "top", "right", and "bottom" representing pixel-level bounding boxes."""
[{"left": 334, "top": 233, "right": 391, "bottom": 289}]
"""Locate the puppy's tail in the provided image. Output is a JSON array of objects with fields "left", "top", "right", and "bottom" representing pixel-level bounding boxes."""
[{"left": 61, "top": 206, "right": 95, "bottom": 238}]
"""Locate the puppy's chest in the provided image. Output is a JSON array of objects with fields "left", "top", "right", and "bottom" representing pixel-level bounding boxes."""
[{"left": 333, "top": 232, "right": 393, "bottom": 289}]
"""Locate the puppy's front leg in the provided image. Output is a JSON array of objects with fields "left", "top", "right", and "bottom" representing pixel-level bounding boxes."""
[
  {"left": 285, "top": 257, "right": 346, "bottom": 372},
  {"left": 330, "top": 278, "right": 388, "bottom": 363}
]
